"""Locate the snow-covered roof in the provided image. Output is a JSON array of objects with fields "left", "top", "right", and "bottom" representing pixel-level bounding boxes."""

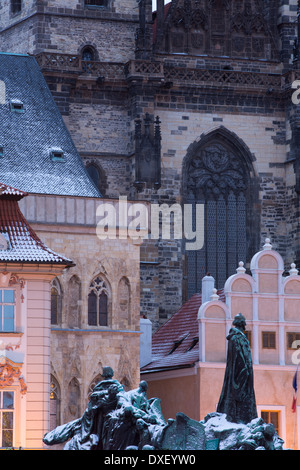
[
  {"left": 141, "top": 290, "right": 225, "bottom": 374},
  {"left": 0, "top": 53, "right": 101, "bottom": 198},
  {"left": 0, "top": 182, "right": 74, "bottom": 265}
]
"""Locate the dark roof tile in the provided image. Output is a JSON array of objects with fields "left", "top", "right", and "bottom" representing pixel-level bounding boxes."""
[{"left": 0, "top": 53, "right": 101, "bottom": 198}]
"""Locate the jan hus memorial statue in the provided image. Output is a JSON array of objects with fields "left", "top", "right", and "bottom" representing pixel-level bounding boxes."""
[
  {"left": 217, "top": 313, "right": 258, "bottom": 424},
  {"left": 43, "top": 316, "right": 284, "bottom": 450}
]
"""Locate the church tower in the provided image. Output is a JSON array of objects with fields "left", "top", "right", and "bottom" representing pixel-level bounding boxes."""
[{"left": 1, "top": 0, "right": 300, "bottom": 330}]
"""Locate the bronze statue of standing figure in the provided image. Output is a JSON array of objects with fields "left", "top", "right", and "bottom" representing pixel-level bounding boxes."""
[{"left": 217, "top": 313, "right": 258, "bottom": 424}]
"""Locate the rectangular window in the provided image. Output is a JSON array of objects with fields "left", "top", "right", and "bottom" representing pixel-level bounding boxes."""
[
  {"left": 11, "top": 0, "right": 22, "bottom": 15},
  {"left": 85, "top": 0, "right": 108, "bottom": 7},
  {"left": 261, "top": 410, "right": 280, "bottom": 435},
  {"left": 0, "top": 290, "right": 15, "bottom": 332},
  {"left": 262, "top": 331, "right": 276, "bottom": 349},
  {"left": 0, "top": 391, "right": 14, "bottom": 448},
  {"left": 287, "top": 332, "right": 300, "bottom": 350}
]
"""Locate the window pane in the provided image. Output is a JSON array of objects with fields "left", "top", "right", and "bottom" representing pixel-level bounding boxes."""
[
  {"left": 2, "top": 429, "right": 13, "bottom": 448},
  {"left": 2, "top": 392, "right": 14, "bottom": 410},
  {"left": 88, "top": 291, "right": 97, "bottom": 326},
  {"left": 99, "top": 292, "right": 108, "bottom": 326},
  {"left": 3, "top": 290, "right": 14, "bottom": 303},
  {"left": 261, "top": 411, "right": 268, "bottom": 422},
  {"left": 51, "top": 288, "right": 58, "bottom": 325},
  {"left": 0, "top": 291, "right": 2, "bottom": 302},
  {"left": 2, "top": 411, "right": 13, "bottom": 429},
  {"left": 3, "top": 305, "right": 14, "bottom": 332}
]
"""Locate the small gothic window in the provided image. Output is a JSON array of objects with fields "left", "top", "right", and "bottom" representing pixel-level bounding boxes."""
[
  {"left": 11, "top": 0, "right": 22, "bottom": 15},
  {"left": 51, "top": 279, "right": 62, "bottom": 325},
  {"left": 50, "top": 375, "right": 61, "bottom": 428},
  {"left": 82, "top": 47, "right": 95, "bottom": 62},
  {"left": 86, "top": 163, "right": 107, "bottom": 196},
  {"left": 88, "top": 276, "right": 109, "bottom": 326},
  {"left": 68, "top": 378, "right": 80, "bottom": 420},
  {"left": 68, "top": 275, "right": 81, "bottom": 328}
]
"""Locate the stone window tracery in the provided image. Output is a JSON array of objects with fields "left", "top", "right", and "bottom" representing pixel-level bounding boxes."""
[
  {"left": 184, "top": 130, "right": 258, "bottom": 296},
  {"left": 88, "top": 276, "right": 109, "bottom": 327}
]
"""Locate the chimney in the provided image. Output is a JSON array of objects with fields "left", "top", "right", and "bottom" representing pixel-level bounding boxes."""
[
  {"left": 140, "top": 317, "right": 152, "bottom": 367},
  {"left": 201, "top": 274, "right": 215, "bottom": 304}
]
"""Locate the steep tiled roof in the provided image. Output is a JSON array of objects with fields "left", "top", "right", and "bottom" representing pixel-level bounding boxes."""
[
  {"left": 141, "top": 290, "right": 225, "bottom": 374},
  {"left": 0, "top": 53, "right": 101, "bottom": 198},
  {"left": 0, "top": 182, "right": 74, "bottom": 265}
]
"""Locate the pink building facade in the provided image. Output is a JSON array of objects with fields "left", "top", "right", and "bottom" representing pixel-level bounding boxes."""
[
  {"left": 0, "top": 183, "right": 72, "bottom": 448},
  {"left": 142, "top": 239, "right": 300, "bottom": 449}
]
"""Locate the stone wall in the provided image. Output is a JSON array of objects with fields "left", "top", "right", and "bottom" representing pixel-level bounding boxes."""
[{"left": 19, "top": 193, "right": 142, "bottom": 421}]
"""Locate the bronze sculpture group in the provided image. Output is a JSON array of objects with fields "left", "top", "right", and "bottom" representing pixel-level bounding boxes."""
[{"left": 43, "top": 314, "right": 284, "bottom": 450}]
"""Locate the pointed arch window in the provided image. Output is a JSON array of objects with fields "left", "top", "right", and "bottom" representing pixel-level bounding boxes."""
[
  {"left": 50, "top": 375, "right": 61, "bottom": 429},
  {"left": 88, "top": 276, "right": 109, "bottom": 327},
  {"left": 183, "top": 129, "right": 259, "bottom": 297},
  {"left": 86, "top": 162, "right": 107, "bottom": 196},
  {"left": 51, "top": 278, "right": 62, "bottom": 325}
]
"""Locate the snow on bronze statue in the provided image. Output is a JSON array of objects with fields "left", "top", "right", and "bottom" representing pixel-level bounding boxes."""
[{"left": 43, "top": 357, "right": 285, "bottom": 450}]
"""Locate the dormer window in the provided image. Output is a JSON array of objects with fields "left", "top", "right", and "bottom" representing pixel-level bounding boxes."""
[
  {"left": 10, "top": 99, "right": 24, "bottom": 113},
  {"left": 50, "top": 148, "right": 65, "bottom": 162}
]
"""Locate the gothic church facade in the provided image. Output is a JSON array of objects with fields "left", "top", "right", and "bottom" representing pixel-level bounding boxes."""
[{"left": 0, "top": 0, "right": 299, "bottom": 333}]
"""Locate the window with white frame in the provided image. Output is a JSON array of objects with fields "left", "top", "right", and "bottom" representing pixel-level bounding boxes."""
[
  {"left": 0, "top": 290, "right": 15, "bottom": 332},
  {"left": 0, "top": 391, "right": 14, "bottom": 448}
]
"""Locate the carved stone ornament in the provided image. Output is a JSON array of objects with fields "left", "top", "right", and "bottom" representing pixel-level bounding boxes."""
[
  {"left": 0, "top": 357, "right": 27, "bottom": 395},
  {"left": 155, "top": 0, "right": 278, "bottom": 59},
  {"left": 186, "top": 143, "right": 247, "bottom": 200}
]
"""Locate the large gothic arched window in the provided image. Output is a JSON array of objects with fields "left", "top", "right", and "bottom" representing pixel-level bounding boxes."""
[{"left": 183, "top": 128, "right": 259, "bottom": 297}]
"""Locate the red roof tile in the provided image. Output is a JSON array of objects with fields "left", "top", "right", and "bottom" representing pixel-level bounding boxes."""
[
  {"left": 141, "top": 290, "right": 225, "bottom": 373},
  {"left": 0, "top": 182, "right": 74, "bottom": 265}
]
